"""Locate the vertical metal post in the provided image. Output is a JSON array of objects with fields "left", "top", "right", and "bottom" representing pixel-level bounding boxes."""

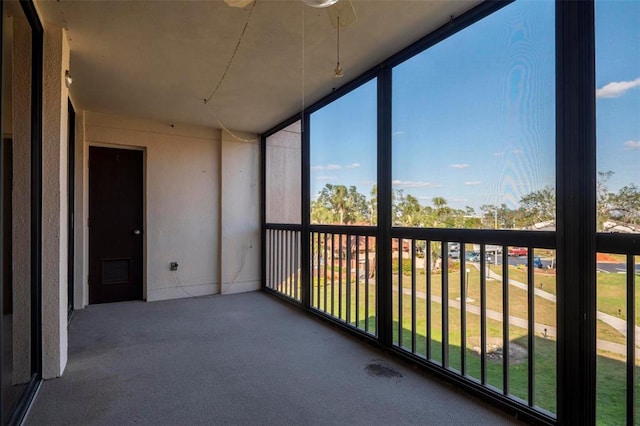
[
  {"left": 377, "top": 67, "right": 393, "bottom": 347},
  {"left": 460, "top": 244, "right": 466, "bottom": 375},
  {"left": 527, "top": 249, "right": 535, "bottom": 407},
  {"left": 260, "top": 135, "right": 267, "bottom": 292},
  {"left": 355, "top": 236, "right": 360, "bottom": 328},
  {"left": 30, "top": 4, "right": 43, "bottom": 379},
  {"left": 556, "top": 1, "right": 596, "bottom": 423},
  {"left": 411, "top": 240, "right": 416, "bottom": 353},
  {"left": 346, "top": 234, "right": 352, "bottom": 324},
  {"left": 0, "top": 5, "right": 4, "bottom": 410},
  {"left": 398, "top": 238, "right": 403, "bottom": 346},
  {"left": 426, "top": 241, "right": 432, "bottom": 360},
  {"left": 301, "top": 114, "right": 311, "bottom": 309},
  {"left": 627, "top": 255, "right": 635, "bottom": 424},
  {"left": 442, "top": 241, "right": 449, "bottom": 368},
  {"left": 502, "top": 247, "right": 509, "bottom": 395},
  {"left": 339, "top": 234, "right": 343, "bottom": 319},
  {"left": 480, "top": 245, "right": 487, "bottom": 385},
  {"left": 365, "top": 236, "right": 370, "bottom": 333},
  {"left": 294, "top": 231, "right": 299, "bottom": 300}
]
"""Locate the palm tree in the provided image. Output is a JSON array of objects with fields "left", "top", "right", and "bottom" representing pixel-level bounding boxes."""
[{"left": 432, "top": 196, "right": 447, "bottom": 210}]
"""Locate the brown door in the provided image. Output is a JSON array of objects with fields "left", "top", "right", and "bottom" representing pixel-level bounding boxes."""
[{"left": 89, "top": 146, "right": 143, "bottom": 304}]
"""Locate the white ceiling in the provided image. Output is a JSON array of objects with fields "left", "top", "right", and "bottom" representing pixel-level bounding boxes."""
[{"left": 35, "top": 0, "right": 479, "bottom": 134}]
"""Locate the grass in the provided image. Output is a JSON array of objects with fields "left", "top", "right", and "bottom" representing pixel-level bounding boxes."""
[
  {"left": 596, "top": 270, "right": 640, "bottom": 324},
  {"left": 307, "top": 262, "right": 639, "bottom": 424}
]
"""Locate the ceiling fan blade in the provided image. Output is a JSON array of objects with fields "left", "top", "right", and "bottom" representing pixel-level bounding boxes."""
[
  {"left": 224, "top": 0, "right": 254, "bottom": 8},
  {"left": 303, "top": 0, "right": 340, "bottom": 7},
  {"left": 326, "top": 0, "right": 357, "bottom": 28}
]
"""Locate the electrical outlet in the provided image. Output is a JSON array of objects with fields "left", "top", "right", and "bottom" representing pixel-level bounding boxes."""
[{"left": 170, "top": 262, "right": 178, "bottom": 271}]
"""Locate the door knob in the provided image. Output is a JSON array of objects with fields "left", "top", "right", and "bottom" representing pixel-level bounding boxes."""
[{"left": 133, "top": 229, "right": 141, "bottom": 235}]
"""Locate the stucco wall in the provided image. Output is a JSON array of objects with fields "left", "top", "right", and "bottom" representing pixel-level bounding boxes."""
[
  {"left": 83, "top": 112, "right": 221, "bottom": 302},
  {"left": 41, "top": 24, "right": 70, "bottom": 379},
  {"left": 220, "top": 130, "right": 261, "bottom": 294},
  {"left": 265, "top": 121, "right": 301, "bottom": 224}
]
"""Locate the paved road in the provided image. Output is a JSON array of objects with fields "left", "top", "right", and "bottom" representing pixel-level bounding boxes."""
[
  {"left": 396, "top": 284, "right": 640, "bottom": 359},
  {"left": 478, "top": 264, "right": 640, "bottom": 348},
  {"left": 597, "top": 262, "right": 640, "bottom": 274},
  {"left": 451, "top": 263, "right": 640, "bottom": 357},
  {"left": 486, "top": 254, "right": 640, "bottom": 274},
  {"left": 466, "top": 254, "right": 553, "bottom": 269}
]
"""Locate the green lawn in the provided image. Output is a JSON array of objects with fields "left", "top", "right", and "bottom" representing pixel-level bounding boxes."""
[
  {"left": 597, "top": 271, "right": 640, "bottom": 324},
  {"left": 309, "top": 266, "right": 639, "bottom": 424}
]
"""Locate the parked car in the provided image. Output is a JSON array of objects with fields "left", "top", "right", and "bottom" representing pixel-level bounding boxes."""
[
  {"left": 508, "top": 247, "right": 528, "bottom": 256},
  {"left": 533, "top": 256, "right": 544, "bottom": 269},
  {"left": 448, "top": 248, "right": 460, "bottom": 259},
  {"left": 465, "top": 251, "right": 480, "bottom": 262}
]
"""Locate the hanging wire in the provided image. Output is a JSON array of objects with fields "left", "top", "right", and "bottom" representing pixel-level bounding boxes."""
[
  {"left": 334, "top": 15, "right": 343, "bottom": 77},
  {"left": 204, "top": 106, "right": 257, "bottom": 143},
  {"left": 204, "top": 0, "right": 257, "bottom": 105},
  {"left": 202, "top": 1, "right": 258, "bottom": 142}
]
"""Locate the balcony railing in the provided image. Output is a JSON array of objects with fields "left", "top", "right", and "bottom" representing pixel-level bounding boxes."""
[
  {"left": 265, "top": 225, "right": 301, "bottom": 303},
  {"left": 390, "top": 227, "right": 556, "bottom": 418},
  {"left": 309, "top": 226, "right": 377, "bottom": 336},
  {"left": 265, "top": 223, "right": 563, "bottom": 421},
  {"left": 595, "top": 233, "right": 640, "bottom": 424}
]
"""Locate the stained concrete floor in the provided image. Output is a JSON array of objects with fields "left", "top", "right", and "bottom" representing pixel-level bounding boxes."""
[{"left": 25, "top": 291, "right": 519, "bottom": 425}]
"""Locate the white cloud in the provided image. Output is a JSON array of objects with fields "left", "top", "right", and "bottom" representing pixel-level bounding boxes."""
[
  {"left": 418, "top": 196, "right": 432, "bottom": 201},
  {"left": 316, "top": 175, "right": 336, "bottom": 181},
  {"left": 492, "top": 151, "right": 504, "bottom": 157},
  {"left": 625, "top": 140, "right": 640, "bottom": 150},
  {"left": 512, "top": 149, "right": 524, "bottom": 155},
  {"left": 312, "top": 163, "right": 362, "bottom": 171},
  {"left": 449, "top": 163, "right": 470, "bottom": 169},
  {"left": 464, "top": 181, "right": 482, "bottom": 186},
  {"left": 392, "top": 180, "right": 442, "bottom": 189},
  {"left": 596, "top": 77, "right": 640, "bottom": 98}
]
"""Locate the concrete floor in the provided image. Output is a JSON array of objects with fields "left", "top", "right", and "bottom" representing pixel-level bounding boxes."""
[{"left": 25, "top": 291, "right": 518, "bottom": 425}]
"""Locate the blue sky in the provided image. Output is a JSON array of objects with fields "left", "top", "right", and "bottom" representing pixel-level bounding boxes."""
[
  {"left": 310, "top": 0, "right": 639, "bottom": 212},
  {"left": 595, "top": 0, "right": 640, "bottom": 193}
]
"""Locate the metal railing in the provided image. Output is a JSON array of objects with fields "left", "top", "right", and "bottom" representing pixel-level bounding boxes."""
[
  {"left": 265, "top": 223, "right": 562, "bottom": 421},
  {"left": 309, "top": 226, "right": 377, "bottom": 336},
  {"left": 390, "top": 228, "right": 556, "bottom": 417},
  {"left": 265, "top": 225, "right": 301, "bottom": 302},
  {"left": 596, "top": 233, "right": 640, "bottom": 424}
]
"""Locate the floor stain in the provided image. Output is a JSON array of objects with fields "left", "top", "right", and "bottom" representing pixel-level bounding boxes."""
[{"left": 364, "top": 362, "right": 403, "bottom": 379}]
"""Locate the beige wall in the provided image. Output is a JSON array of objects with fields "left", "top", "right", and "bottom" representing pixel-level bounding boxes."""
[
  {"left": 32, "top": 14, "right": 264, "bottom": 384},
  {"left": 41, "top": 24, "right": 70, "bottom": 379},
  {"left": 265, "top": 121, "right": 301, "bottom": 224},
  {"left": 221, "top": 130, "right": 261, "bottom": 294},
  {"left": 82, "top": 112, "right": 221, "bottom": 302}
]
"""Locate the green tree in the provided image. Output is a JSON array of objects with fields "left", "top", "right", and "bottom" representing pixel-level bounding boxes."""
[
  {"left": 312, "top": 184, "right": 368, "bottom": 224},
  {"left": 608, "top": 184, "right": 640, "bottom": 225},
  {"left": 597, "top": 171, "right": 615, "bottom": 229},
  {"left": 480, "top": 203, "right": 522, "bottom": 229},
  {"left": 519, "top": 186, "right": 555, "bottom": 226},
  {"left": 369, "top": 184, "right": 377, "bottom": 225},
  {"left": 395, "top": 190, "right": 425, "bottom": 227}
]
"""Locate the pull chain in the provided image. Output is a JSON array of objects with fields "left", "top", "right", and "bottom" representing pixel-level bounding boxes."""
[{"left": 334, "top": 15, "right": 343, "bottom": 78}]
